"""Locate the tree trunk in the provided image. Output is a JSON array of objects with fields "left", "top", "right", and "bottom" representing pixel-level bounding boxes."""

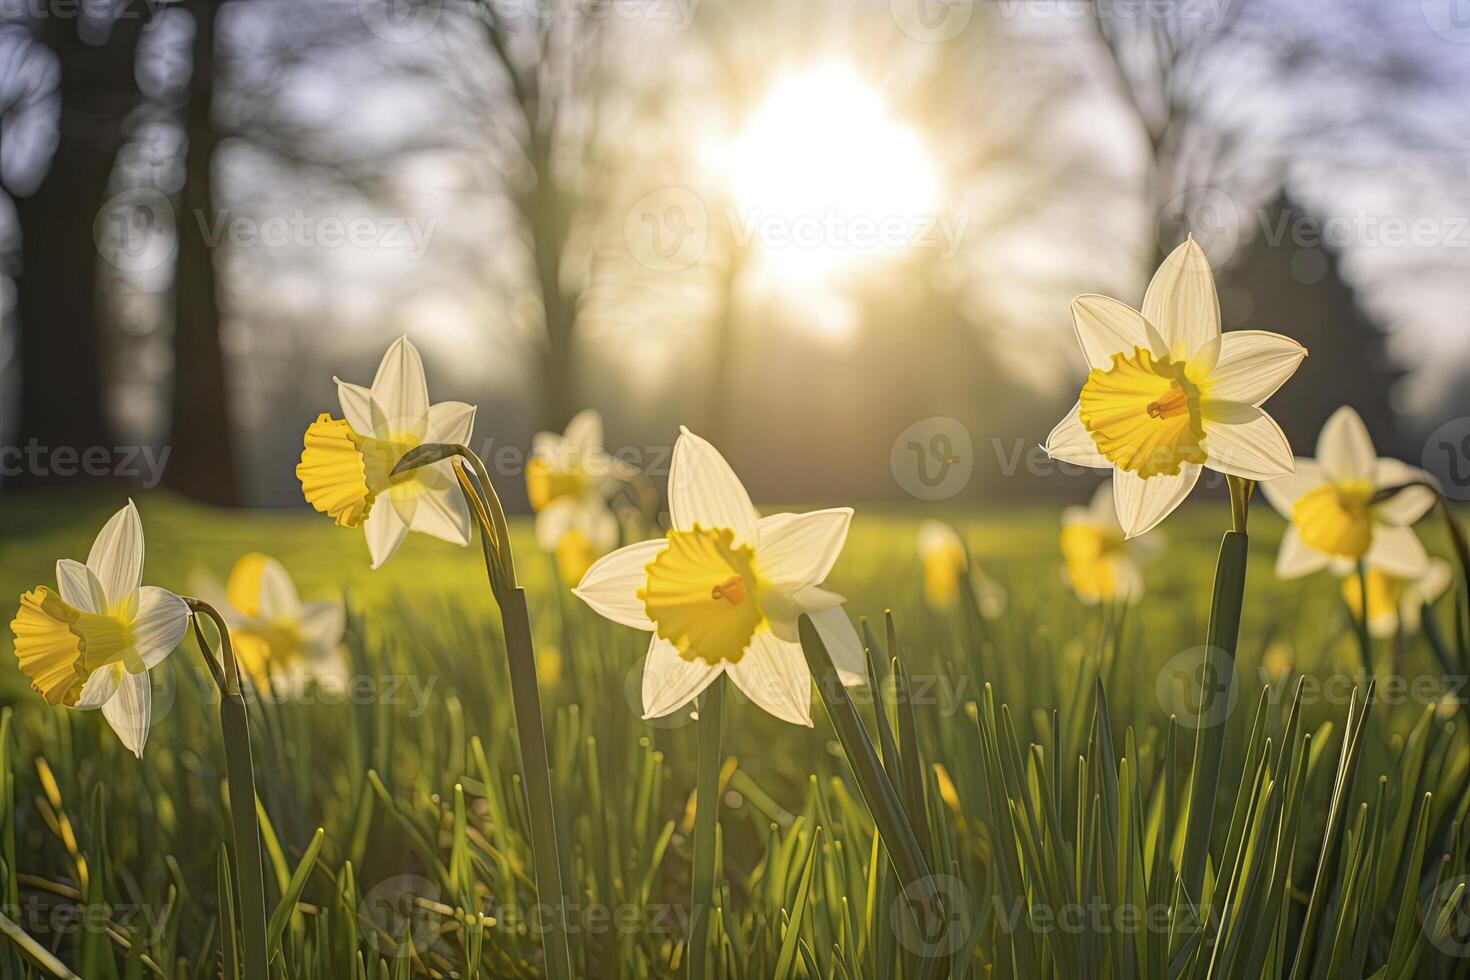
[{"left": 165, "top": 0, "right": 240, "bottom": 505}]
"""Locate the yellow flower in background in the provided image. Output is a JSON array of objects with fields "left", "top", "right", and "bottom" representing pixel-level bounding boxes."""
[
  {"left": 1261, "top": 406, "right": 1436, "bottom": 580},
  {"left": 572, "top": 427, "right": 866, "bottom": 727},
  {"left": 1045, "top": 237, "right": 1306, "bottom": 537},
  {"left": 296, "top": 336, "right": 478, "bottom": 569},
  {"left": 915, "top": 520, "right": 1006, "bottom": 617},
  {"left": 9, "top": 501, "right": 189, "bottom": 758},
  {"left": 528, "top": 409, "right": 622, "bottom": 583},
  {"left": 192, "top": 554, "right": 346, "bottom": 690},
  {"left": 1341, "top": 558, "right": 1451, "bottom": 639},
  {"left": 1060, "top": 482, "right": 1161, "bottom": 605}
]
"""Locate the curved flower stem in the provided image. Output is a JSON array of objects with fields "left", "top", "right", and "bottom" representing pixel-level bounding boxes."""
[
  {"left": 1179, "top": 476, "right": 1254, "bottom": 919},
  {"left": 687, "top": 675, "right": 724, "bottom": 980},
  {"left": 183, "top": 597, "right": 268, "bottom": 980},
  {"left": 397, "top": 445, "right": 573, "bottom": 980}
]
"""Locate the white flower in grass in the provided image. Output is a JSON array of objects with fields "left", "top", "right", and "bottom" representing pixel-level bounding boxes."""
[
  {"left": 527, "top": 409, "right": 623, "bottom": 582},
  {"left": 572, "top": 427, "right": 866, "bottom": 726},
  {"left": 1262, "top": 406, "right": 1435, "bottom": 581},
  {"left": 915, "top": 520, "right": 1006, "bottom": 617},
  {"left": 296, "top": 336, "right": 477, "bottom": 569},
  {"left": 8, "top": 501, "right": 189, "bottom": 758},
  {"left": 1044, "top": 237, "right": 1306, "bottom": 537},
  {"left": 1060, "top": 482, "right": 1162, "bottom": 606},
  {"left": 1342, "top": 558, "right": 1452, "bottom": 639}
]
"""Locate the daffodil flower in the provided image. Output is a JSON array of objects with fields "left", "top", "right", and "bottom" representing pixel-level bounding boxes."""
[
  {"left": 1341, "top": 557, "right": 1452, "bottom": 639},
  {"left": 1060, "top": 482, "right": 1162, "bottom": 605},
  {"left": 9, "top": 501, "right": 189, "bottom": 758},
  {"left": 528, "top": 409, "right": 622, "bottom": 582},
  {"left": 1261, "top": 406, "right": 1435, "bottom": 580},
  {"left": 1045, "top": 238, "right": 1306, "bottom": 537},
  {"left": 916, "top": 520, "right": 1006, "bottom": 617},
  {"left": 192, "top": 553, "right": 347, "bottom": 690},
  {"left": 296, "top": 336, "right": 477, "bottom": 568},
  {"left": 572, "top": 427, "right": 865, "bottom": 726}
]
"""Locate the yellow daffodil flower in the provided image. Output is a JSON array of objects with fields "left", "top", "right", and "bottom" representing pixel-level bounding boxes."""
[
  {"left": 1060, "top": 483, "right": 1161, "bottom": 605},
  {"left": 915, "top": 520, "right": 1006, "bottom": 617},
  {"left": 296, "top": 336, "right": 477, "bottom": 569},
  {"left": 191, "top": 553, "right": 347, "bottom": 690},
  {"left": 9, "top": 501, "right": 189, "bottom": 757},
  {"left": 528, "top": 409, "right": 622, "bottom": 582},
  {"left": 572, "top": 427, "right": 866, "bottom": 726},
  {"left": 1261, "top": 406, "right": 1435, "bottom": 580},
  {"left": 1045, "top": 238, "right": 1306, "bottom": 537},
  {"left": 1341, "top": 558, "right": 1451, "bottom": 639}
]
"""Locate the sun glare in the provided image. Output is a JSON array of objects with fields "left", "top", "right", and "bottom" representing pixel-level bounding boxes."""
[{"left": 725, "top": 65, "right": 938, "bottom": 286}]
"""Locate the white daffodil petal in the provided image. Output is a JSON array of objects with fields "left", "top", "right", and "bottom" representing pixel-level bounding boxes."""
[
  {"left": 1364, "top": 524, "right": 1431, "bottom": 579},
  {"left": 573, "top": 538, "right": 667, "bottom": 631},
  {"left": 335, "top": 379, "right": 374, "bottom": 433},
  {"left": 426, "top": 401, "right": 477, "bottom": 446},
  {"left": 809, "top": 607, "right": 867, "bottom": 687},
  {"left": 1112, "top": 466, "right": 1201, "bottom": 539},
  {"left": 727, "top": 631, "right": 813, "bottom": 727},
  {"left": 1259, "top": 461, "right": 1325, "bottom": 518},
  {"left": 130, "top": 587, "right": 190, "bottom": 670},
  {"left": 1045, "top": 404, "right": 1110, "bottom": 468},
  {"left": 1071, "top": 294, "right": 1156, "bottom": 370},
  {"left": 1316, "top": 406, "right": 1376, "bottom": 485},
  {"left": 410, "top": 488, "right": 472, "bottom": 546},
  {"left": 102, "top": 672, "right": 152, "bottom": 759},
  {"left": 1373, "top": 459, "right": 1436, "bottom": 526},
  {"left": 56, "top": 559, "right": 106, "bottom": 615},
  {"left": 364, "top": 503, "right": 409, "bottom": 570},
  {"left": 1143, "top": 238, "right": 1220, "bottom": 362},
  {"left": 535, "top": 498, "right": 578, "bottom": 552},
  {"left": 75, "top": 663, "right": 123, "bottom": 710},
  {"left": 370, "top": 337, "right": 430, "bottom": 434},
  {"left": 642, "top": 638, "right": 721, "bottom": 719},
  {"left": 563, "top": 409, "right": 605, "bottom": 454},
  {"left": 88, "top": 500, "right": 145, "bottom": 612},
  {"left": 1275, "top": 526, "right": 1332, "bottom": 579},
  {"left": 917, "top": 519, "right": 963, "bottom": 555},
  {"left": 1202, "top": 405, "right": 1294, "bottom": 480},
  {"left": 756, "top": 509, "right": 853, "bottom": 589},
  {"left": 1207, "top": 331, "right": 1307, "bottom": 405},
  {"left": 1419, "top": 560, "right": 1455, "bottom": 606},
  {"left": 668, "top": 427, "right": 759, "bottom": 542},
  {"left": 300, "top": 600, "right": 347, "bottom": 651},
  {"left": 255, "top": 556, "right": 303, "bottom": 621}
]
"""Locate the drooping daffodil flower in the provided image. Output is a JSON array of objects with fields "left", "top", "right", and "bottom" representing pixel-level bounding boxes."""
[
  {"left": 1261, "top": 406, "right": 1435, "bottom": 581},
  {"left": 527, "top": 409, "right": 623, "bottom": 583},
  {"left": 915, "top": 520, "right": 1006, "bottom": 618},
  {"left": 1045, "top": 237, "right": 1307, "bottom": 537},
  {"left": 191, "top": 553, "right": 346, "bottom": 691},
  {"left": 9, "top": 501, "right": 189, "bottom": 758},
  {"left": 572, "top": 427, "right": 866, "bottom": 726},
  {"left": 1341, "top": 557, "right": 1452, "bottom": 639},
  {"left": 296, "top": 336, "right": 477, "bottom": 569},
  {"left": 1060, "top": 482, "right": 1163, "bottom": 605}
]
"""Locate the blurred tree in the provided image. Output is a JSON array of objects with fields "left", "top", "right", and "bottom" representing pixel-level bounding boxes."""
[
  {"left": 5, "top": 6, "right": 153, "bottom": 486},
  {"left": 166, "top": 0, "right": 239, "bottom": 504}
]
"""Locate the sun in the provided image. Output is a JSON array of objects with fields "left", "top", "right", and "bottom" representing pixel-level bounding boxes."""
[{"left": 723, "top": 65, "right": 938, "bottom": 286}]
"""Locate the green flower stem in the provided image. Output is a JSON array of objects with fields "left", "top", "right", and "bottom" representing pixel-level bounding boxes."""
[
  {"left": 687, "top": 675, "right": 724, "bottom": 980},
  {"left": 185, "top": 598, "right": 268, "bottom": 980},
  {"left": 1354, "top": 559, "right": 1374, "bottom": 681},
  {"left": 798, "top": 616, "right": 947, "bottom": 979},
  {"left": 401, "top": 446, "right": 573, "bottom": 980},
  {"left": 1179, "top": 476, "right": 1253, "bottom": 914}
]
